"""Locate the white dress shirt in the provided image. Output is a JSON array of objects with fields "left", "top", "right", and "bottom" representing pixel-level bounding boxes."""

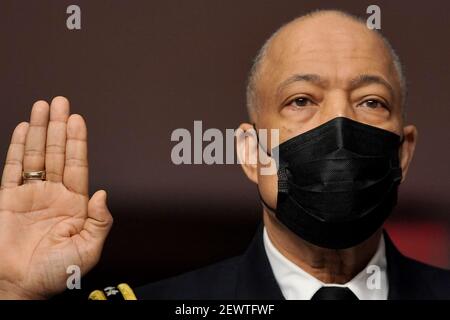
[{"left": 263, "top": 227, "right": 388, "bottom": 300}]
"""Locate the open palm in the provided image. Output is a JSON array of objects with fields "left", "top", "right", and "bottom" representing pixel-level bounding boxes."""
[{"left": 0, "top": 97, "right": 113, "bottom": 299}]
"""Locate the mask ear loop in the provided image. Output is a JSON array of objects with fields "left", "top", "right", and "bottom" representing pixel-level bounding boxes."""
[
  {"left": 252, "top": 123, "right": 272, "bottom": 157},
  {"left": 392, "top": 135, "right": 406, "bottom": 183},
  {"left": 252, "top": 123, "right": 278, "bottom": 213}
]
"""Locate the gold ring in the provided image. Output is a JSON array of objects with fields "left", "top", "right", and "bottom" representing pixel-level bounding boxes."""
[{"left": 22, "top": 170, "right": 46, "bottom": 181}]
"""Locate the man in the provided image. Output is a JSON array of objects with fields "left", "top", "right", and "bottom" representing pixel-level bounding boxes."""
[{"left": 0, "top": 10, "right": 449, "bottom": 300}]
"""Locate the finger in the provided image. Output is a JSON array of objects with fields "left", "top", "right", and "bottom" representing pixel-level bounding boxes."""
[
  {"left": 63, "top": 114, "right": 88, "bottom": 195},
  {"left": 1, "top": 122, "right": 29, "bottom": 188},
  {"left": 23, "top": 101, "right": 50, "bottom": 179},
  {"left": 85, "top": 190, "right": 113, "bottom": 238},
  {"left": 78, "top": 190, "right": 113, "bottom": 266},
  {"left": 45, "top": 97, "right": 70, "bottom": 182}
]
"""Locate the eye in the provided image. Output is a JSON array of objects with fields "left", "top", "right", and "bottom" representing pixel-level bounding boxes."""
[
  {"left": 359, "top": 99, "right": 388, "bottom": 109},
  {"left": 288, "top": 97, "right": 315, "bottom": 108}
]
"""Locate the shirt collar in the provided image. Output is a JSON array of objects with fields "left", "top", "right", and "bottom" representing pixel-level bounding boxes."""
[{"left": 263, "top": 227, "right": 388, "bottom": 300}]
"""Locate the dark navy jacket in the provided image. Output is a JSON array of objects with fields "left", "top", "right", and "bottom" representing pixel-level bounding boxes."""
[{"left": 135, "top": 227, "right": 450, "bottom": 300}]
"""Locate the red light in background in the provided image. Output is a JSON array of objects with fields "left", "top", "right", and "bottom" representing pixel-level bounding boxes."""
[{"left": 385, "top": 220, "right": 450, "bottom": 269}]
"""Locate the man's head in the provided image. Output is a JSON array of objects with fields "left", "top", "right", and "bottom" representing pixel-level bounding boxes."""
[
  {"left": 237, "top": 10, "right": 417, "bottom": 215},
  {"left": 246, "top": 10, "right": 407, "bottom": 122}
]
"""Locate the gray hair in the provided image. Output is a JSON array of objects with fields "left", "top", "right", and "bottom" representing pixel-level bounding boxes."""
[{"left": 246, "top": 10, "right": 407, "bottom": 121}]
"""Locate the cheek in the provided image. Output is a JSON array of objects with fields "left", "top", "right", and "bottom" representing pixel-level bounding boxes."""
[{"left": 258, "top": 172, "right": 278, "bottom": 208}]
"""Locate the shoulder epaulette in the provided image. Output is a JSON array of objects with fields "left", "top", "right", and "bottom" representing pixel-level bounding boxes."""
[{"left": 88, "top": 283, "right": 137, "bottom": 300}]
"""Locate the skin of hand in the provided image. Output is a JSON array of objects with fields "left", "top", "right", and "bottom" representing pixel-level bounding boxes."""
[
  {"left": 0, "top": 96, "right": 113, "bottom": 299},
  {"left": 236, "top": 12, "right": 418, "bottom": 283}
]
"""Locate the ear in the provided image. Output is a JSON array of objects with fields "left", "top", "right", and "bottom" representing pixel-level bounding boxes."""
[
  {"left": 236, "top": 123, "right": 259, "bottom": 184},
  {"left": 399, "top": 125, "right": 418, "bottom": 182}
]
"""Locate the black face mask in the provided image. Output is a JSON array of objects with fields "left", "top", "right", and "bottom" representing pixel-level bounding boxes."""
[{"left": 258, "top": 117, "right": 403, "bottom": 249}]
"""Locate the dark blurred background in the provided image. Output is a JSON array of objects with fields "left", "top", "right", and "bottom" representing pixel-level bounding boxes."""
[{"left": 0, "top": 0, "right": 449, "bottom": 299}]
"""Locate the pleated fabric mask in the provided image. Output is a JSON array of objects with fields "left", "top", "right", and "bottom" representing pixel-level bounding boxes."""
[{"left": 259, "top": 117, "right": 403, "bottom": 249}]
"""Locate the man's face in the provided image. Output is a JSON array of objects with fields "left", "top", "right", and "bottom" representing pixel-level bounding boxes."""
[{"left": 238, "top": 13, "right": 417, "bottom": 210}]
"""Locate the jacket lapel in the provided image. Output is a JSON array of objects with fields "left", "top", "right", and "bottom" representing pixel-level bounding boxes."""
[
  {"left": 384, "top": 230, "right": 435, "bottom": 299},
  {"left": 234, "top": 224, "right": 285, "bottom": 299}
]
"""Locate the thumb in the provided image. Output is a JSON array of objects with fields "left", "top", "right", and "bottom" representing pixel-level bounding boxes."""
[{"left": 85, "top": 190, "right": 113, "bottom": 241}]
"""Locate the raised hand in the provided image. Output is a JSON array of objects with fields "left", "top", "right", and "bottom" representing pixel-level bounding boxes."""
[{"left": 0, "top": 97, "right": 113, "bottom": 299}]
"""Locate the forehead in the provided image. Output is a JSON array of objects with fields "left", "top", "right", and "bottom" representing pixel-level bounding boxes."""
[{"left": 259, "top": 15, "right": 399, "bottom": 92}]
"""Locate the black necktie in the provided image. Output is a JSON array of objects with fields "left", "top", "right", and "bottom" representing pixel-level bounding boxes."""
[{"left": 311, "top": 287, "right": 359, "bottom": 300}]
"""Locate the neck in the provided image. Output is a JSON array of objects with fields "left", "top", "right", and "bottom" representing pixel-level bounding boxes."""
[{"left": 263, "top": 209, "right": 382, "bottom": 284}]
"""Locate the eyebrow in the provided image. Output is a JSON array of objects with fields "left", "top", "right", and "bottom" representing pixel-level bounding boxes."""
[
  {"left": 276, "top": 74, "right": 327, "bottom": 95},
  {"left": 349, "top": 74, "right": 395, "bottom": 98},
  {"left": 276, "top": 73, "right": 396, "bottom": 98}
]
